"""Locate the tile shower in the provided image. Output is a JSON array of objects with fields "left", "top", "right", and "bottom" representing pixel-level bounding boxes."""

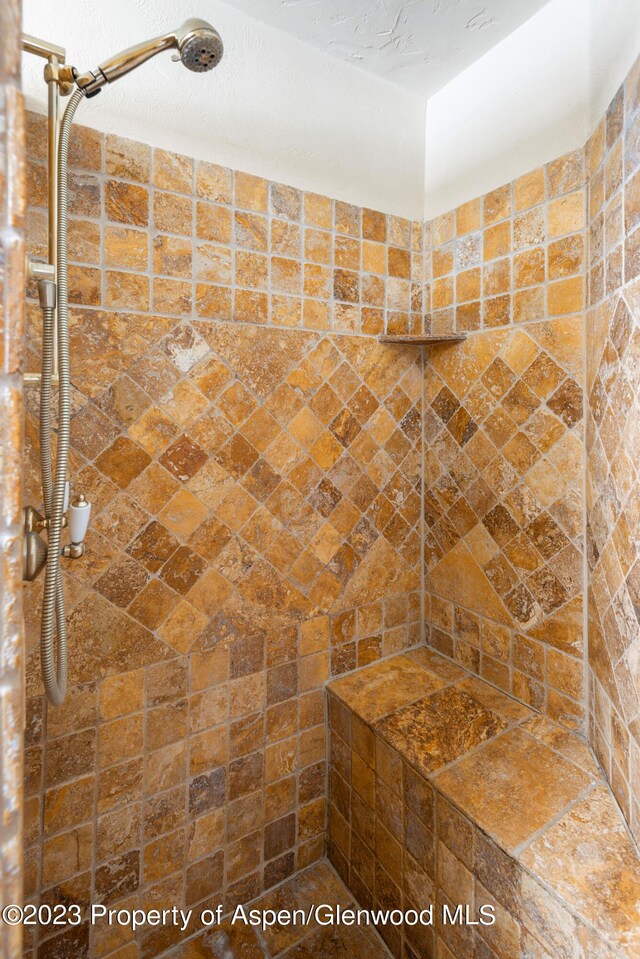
[{"left": 2, "top": 4, "right": 640, "bottom": 959}]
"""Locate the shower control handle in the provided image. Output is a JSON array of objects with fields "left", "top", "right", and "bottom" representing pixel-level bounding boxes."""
[
  {"left": 67, "top": 493, "right": 91, "bottom": 548},
  {"left": 61, "top": 493, "right": 91, "bottom": 558}
]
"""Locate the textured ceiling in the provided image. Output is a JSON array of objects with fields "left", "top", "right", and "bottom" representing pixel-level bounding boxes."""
[{"left": 221, "top": 0, "right": 550, "bottom": 97}]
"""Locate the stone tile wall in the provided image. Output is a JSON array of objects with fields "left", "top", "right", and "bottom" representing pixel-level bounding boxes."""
[
  {"left": 0, "top": 0, "right": 25, "bottom": 957},
  {"left": 21, "top": 112, "right": 423, "bottom": 959},
  {"left": 423, "top": 154, "right": 587, "bottom": 731},
  {"left": 586, "top": 53, "right": 640, "bottom": 844},
  {"left": 421, "top": 47, "right": 640, "bottom": 849}
]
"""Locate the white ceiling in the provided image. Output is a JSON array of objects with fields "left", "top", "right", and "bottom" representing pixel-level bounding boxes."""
[
  {"left": 21, "top": 0, "right": 431, "bottom": 217},
  {"left": 221, "top": 0, "right": 551, "bottom": 97}
]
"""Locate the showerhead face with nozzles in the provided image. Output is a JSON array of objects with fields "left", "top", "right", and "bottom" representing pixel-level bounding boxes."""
[{"left": 177, "top": 20, "right": 224, "bottom": 73}]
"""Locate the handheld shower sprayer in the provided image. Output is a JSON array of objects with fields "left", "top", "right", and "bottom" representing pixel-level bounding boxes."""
[
  {"left": 22, "top": 19, "right": 223, "bottom": 705},
  {"left": 75, "top": 19, "right": 223, "bottom": 96}
]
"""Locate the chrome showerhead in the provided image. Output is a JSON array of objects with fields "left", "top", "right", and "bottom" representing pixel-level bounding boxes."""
[
  {"left": 75, "top": 18, "right": 223, "bottom": 96},
  {"left": 176, "top": 20, "right": 223, "bottom": 73}
]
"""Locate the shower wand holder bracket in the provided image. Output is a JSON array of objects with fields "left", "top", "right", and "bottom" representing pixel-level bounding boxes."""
[
  {"left": 23, "top": 505, "right": 66, "bottom": 583},
  {"left": 74, "top": 70, "right": 103, "bottom": 98},
  {"left": 24, "top": 505, "right": 67, "bottom": 533},
  {"left": 43, "top": 60, "right": 77, "bottom": 96}
]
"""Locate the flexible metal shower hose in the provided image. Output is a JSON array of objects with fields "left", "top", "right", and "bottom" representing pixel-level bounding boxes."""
[{"left": 40, "top": 86, "right": 85, "bottom": 706}]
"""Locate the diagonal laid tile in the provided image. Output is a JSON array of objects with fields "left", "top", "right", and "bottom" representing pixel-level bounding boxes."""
[{"left": 429, "top": 540, "right": 513, "bottom": 626}]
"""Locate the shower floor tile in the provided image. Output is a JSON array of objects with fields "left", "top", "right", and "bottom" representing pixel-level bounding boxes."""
[{"left": 174, "top": 861, "right": 391, "bottom": 958}]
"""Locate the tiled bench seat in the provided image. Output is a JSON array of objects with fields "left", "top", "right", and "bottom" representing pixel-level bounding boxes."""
[{"left": 326, "top": 648, "right": 640, "bottom": 959}]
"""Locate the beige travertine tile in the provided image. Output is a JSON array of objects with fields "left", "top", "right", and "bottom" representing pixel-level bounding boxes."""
[
  {"left": 328, "top": 655, "right": 446, "bottom": 723},
  {"left": 514, "top": 167, "right": 546, "bottom": 211},
  {"left": 327, "top": 642, "right": 638, "bottom": 959},
  {"left": 106, "top": 134, "right": 150, "bottom": 182},
  {"left": 106, "top": 178, "right": 149, "bottom": 226},
  {"left": 104, "top": 225, "right": 148, "bottom": 270},
  {"left": 375, "top": 685, "right": 507, "bottom": 778},
  {"left": 235, "top": 171, "right": 269, "bottom": 212},
  {"left": 22, "top": 106, "right": 426, "bottom": 953},
  {"left": 455, "top": 676, "right": 534, "bottom": 722},
  {"left": 585, "top": 62, "right": 640, "bottom": 845},
  {"left": 434, "top": 727, "right": 592, "bottom": 852},
  {"left": 153, "top": 148, "right": 193, "bottom": 193},
  {"left": 521, "top": 787, "right": 640, "bottom": 952}
]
